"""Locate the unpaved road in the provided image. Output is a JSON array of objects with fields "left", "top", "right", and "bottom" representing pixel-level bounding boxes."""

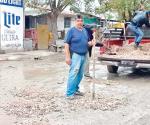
[{"left": 0, "top": 51, "right": 150, "bottom": 125}]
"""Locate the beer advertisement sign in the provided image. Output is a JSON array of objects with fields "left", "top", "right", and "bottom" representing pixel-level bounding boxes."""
[{"left": 0, "top": 0, "right": 23, "bottom": 50}]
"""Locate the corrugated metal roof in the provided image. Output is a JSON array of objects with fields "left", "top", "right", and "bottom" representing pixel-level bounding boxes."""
[
  {"left": 25, "top": 9, "right": 49, "bottom": 16},
  {"left": 25, "top": 9, "right": 76, "bottom": 17}
]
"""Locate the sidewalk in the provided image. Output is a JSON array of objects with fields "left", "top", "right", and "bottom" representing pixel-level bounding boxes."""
[{"left": 0, "top": 50, "right": 55, "bottom": 61}]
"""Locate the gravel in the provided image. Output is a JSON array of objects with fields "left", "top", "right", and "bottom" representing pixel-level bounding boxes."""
[{"left": 0, "top": 85, "right": 128, "bottom": 124}]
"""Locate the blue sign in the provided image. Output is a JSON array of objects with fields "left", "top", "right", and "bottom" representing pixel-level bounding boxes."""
[
  {"left": 0, "top": 0, "right": 23, "bottom": 7},
  {"left": 4, "top": 12, "right": 21, "bottom": 28}
]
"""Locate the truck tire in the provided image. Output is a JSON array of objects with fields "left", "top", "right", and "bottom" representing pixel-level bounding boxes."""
[{"left": 107, "top": 65, "right": 118, "bottom": 73}]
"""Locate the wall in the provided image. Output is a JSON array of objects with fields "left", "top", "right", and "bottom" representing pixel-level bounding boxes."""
[
  {"left": 57, "top": 15, "right": 64, "bottom": 31},
  {"left": 57, "top": 15, "right": 75, "bottom": 36}
]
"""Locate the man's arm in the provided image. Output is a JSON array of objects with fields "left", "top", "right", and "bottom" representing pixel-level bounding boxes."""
[
  {"left": 64, "top": 28, "right": 72, "bottom": 65},
  {"left": 64, "top": 43, "right": 71, "bottom": 65}
]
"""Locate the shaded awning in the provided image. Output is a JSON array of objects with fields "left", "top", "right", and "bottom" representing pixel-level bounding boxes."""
[{"left": 83, "top": 16, "right": 99, "bottom": 25}]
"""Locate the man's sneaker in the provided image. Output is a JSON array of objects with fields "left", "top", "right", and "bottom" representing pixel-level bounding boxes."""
[
  {"left": 134, "top": 44, "right": 138, "bottom": 49},
  {"left": 66, "top": 95, "right": 75, "bottom": 100},
  {"left": 75, "top": 91, "right": 84, "bottom": 96}
]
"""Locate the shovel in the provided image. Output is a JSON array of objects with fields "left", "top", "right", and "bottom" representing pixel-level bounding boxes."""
[{"left": 92, "top": 29, "right": 96, "bottom": 99}]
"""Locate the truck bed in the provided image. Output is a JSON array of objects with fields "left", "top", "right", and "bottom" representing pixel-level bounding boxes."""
[{"left": 98, "top": 25, "right": 150, "bottom": 71}]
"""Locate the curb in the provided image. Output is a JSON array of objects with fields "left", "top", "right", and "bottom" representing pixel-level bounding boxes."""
[{"left": 0, "top": 51, "right": 56, "bottom": 61}]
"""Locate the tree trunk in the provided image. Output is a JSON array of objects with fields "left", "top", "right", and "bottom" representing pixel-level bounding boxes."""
[
  {"left": 47, "top": 13, "right": 59, "bottom": 45},
  {"left": 128, "top": 10, "right": 132, "bottom": 21},
  {"left": 122, "top": 11, "right": 126, "bottom": 20}
]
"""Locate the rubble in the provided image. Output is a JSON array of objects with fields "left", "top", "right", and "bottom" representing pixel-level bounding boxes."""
[
  {"left": 104, "top": 43, "right": 150, "bottom": 60},
  {"left": 4, "top": 86, "right": 61, "bottom": 118},
  {"left": 65, "top": 93, "right": 127, "bottom": 111},
  {"left": 0, "top": 85, "right": 128, "bottom": 124}
]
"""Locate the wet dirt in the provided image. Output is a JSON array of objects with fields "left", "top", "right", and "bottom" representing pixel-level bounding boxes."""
[{"left": 0, "top": 52, "right": 150, "bottom": 125}]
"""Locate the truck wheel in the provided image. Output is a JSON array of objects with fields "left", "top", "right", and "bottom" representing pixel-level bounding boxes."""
[{"left": 107, "top": 65, "right": 118, "bottom": 73}]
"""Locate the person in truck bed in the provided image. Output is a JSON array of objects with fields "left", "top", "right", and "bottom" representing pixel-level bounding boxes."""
[{"left": 127, "top": 10, "right": 150, "bottom": 48}]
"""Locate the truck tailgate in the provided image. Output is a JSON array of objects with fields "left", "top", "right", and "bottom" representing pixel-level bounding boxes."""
[{"left": 98, "top": 55, "right": 150, "bottom": 64}]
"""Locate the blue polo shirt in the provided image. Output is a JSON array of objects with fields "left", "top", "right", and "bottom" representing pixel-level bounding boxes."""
[{"left": 64, "top": 27, "right": 89, "bottom": 55}]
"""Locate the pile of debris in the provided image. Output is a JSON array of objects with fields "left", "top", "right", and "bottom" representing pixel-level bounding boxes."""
[
  {"left": 65, "top": 93, "right": 127, "bottom": 111},
  {"left": 3, "top": 86, "right": 61, "bottom": 118},
  {"left": 0, "top": 86, "right": 128, "bottom": 124},
  {"left": 105, "top": 43, "right": 150, "bottom": 60}
]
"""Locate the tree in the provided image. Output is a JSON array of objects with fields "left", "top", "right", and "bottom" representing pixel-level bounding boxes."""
[
  {"left": 84, "top": 0, "right": 96, "bottom": 14},
  {"left": 95, "top": 0, "right": 114, "bottom": 20},
  {"left": 96, "top": 0, "right": 150, "bottom": 21},
  {"left": 70, "top": 0, "right": 96, "bottom": 14},
  {"left": 25, "top": 0, "right": 76, "bottom": 43}
]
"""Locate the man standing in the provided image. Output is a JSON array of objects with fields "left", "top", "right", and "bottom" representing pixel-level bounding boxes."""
[
  {"left": 127, "top": 10, "right": 150, "bottom": 48},
  {"left": 84, "top": 25, "right": 103, "bottom": 78},
  {"left": 64, "top": 15, "right": 94, "bottom": 99}
]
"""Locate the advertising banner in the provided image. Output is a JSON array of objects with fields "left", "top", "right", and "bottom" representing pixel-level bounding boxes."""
[{"left": 0, "top": 0, "right": 23, "bottom": 50}]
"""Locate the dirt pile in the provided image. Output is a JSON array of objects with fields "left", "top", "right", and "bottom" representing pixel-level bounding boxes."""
[{"left": 105, "top": 43, "right": 150, "bottom": 59}]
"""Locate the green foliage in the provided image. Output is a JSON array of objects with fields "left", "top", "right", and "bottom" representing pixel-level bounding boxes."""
[
  {"left": 70, "top": 0, "right": 96, "bottom": 14},
  {"left": 84, "top": 0, "right": 95, "bottom": 14},
  {"left": 96, "top": 0, "right": 150, "bottom": 21}
]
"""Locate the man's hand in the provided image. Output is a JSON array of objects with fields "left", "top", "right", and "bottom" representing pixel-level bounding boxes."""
[
  {"left": 91, "top": 39, "right": 96, "bottom": 46},
  {"left": 65, "top": 57, "right": 71, "bottom": 65},
  {"left": 88, "top": 41, "right": 92, "bottom": 46},
  {"left": 88, "top": 40, "right": 96, "bottom": 46},
  {"left": 64, "top": 43, "right": 71, "bottom": 65}
]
